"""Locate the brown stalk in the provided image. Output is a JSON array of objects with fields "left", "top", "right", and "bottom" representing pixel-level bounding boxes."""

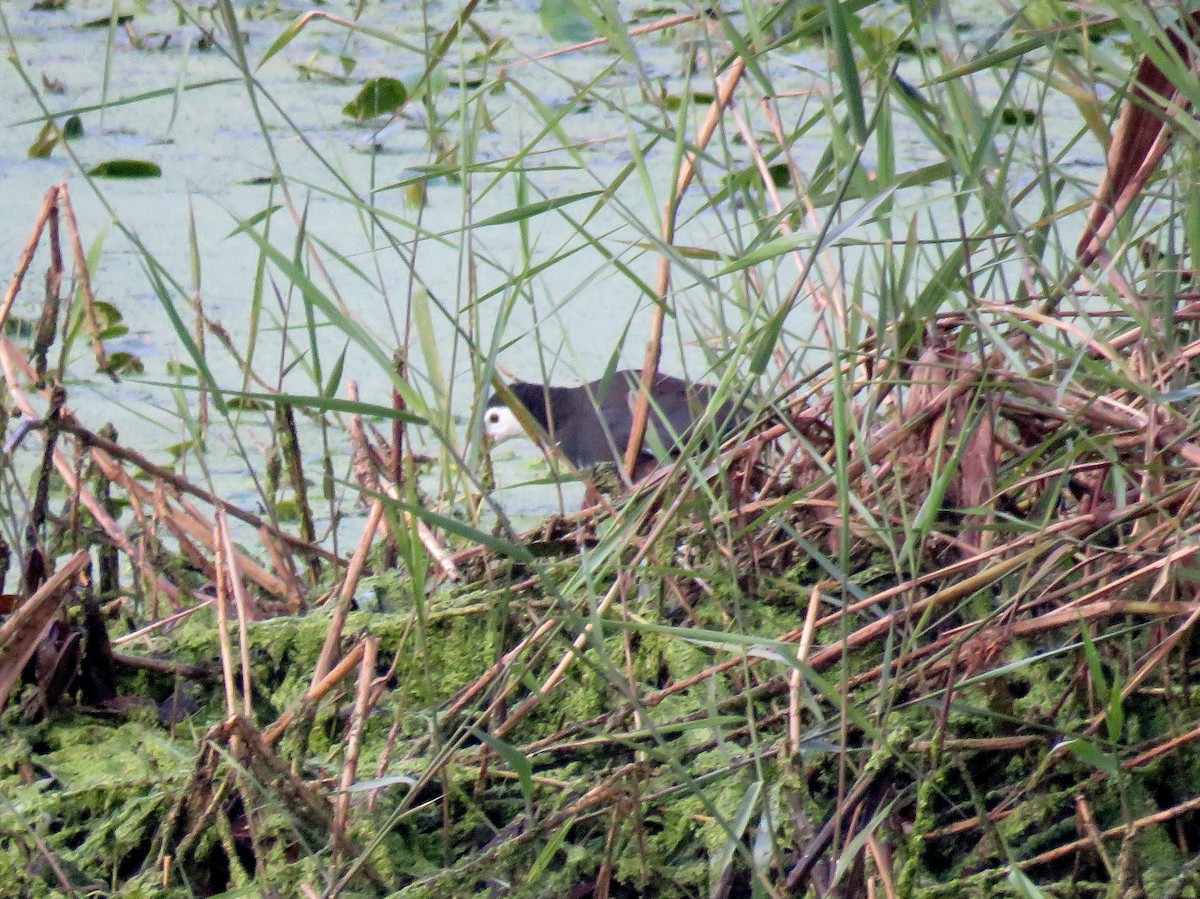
[
  {"left": 57, "top": 187, "right": 109, "bottom": 370},
  {"left": 0, "top": 549, "right": 89, "bottom": 709},
  {"left": 1018, "top": 794, "right": 1200, "bottom": 873},
  {"left": 312, "top": 500, "right": 385, "bottom": 686},
  {"left": 217, "top": 510, "right": 254, "bottom": 718},
  {"left": 264, "top": 638, "right": 367, "bottom": 746},
  {"left": 1077, "top": 12, "right": 1200, "bottom": 266},
  {"left": 258, "top": 526, "right": 305, "bottom": 613},
  {"left": 332, "top": 635, "right": 379, "bottom": 863},
  {"left": 440, "top": 618, "right": 558, "bottom": 724},
  {"left": 112, "top": 598, "right": 215, "bottom": 646},
  {"left": 212, "top": 519, "right": 239, "bottom": 722},
  {"left": 0, "top": 185, "right": 58, "bottom": 332},
  {"left": 624, "top": 57, "right": 747, "bottom": 477}
]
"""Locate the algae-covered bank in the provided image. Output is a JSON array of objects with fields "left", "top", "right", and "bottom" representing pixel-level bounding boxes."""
[{"left": 6, "top": 1, "right": 1200, "bottom": 896}]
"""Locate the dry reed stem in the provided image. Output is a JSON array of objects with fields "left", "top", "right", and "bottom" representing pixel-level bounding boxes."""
[
  {"left": 110, "top": 650, "right": 210, "bottom": 680},
  {"left": 0, "top": 336, "right": 183, "bottom": 607},
  {"left": 312, "top": 499, "right": 385, "bottom": 686},
  {"left": 0, "top": 549, "right": 89, "bottom": 709},
  {"left": 112, "top": 598, "right": 215, "bottom": 646},
  {"left": 1020, "top": 793, "right": 1200, "bottom": 873},
  {"left": 440, "top": 617, "right": 558, "bottom": 724},
  {"left": 258, "top": 526, "right": 305, "bottom": 612},
  {"left": 332, "top": 635, "right": 379, "bottom": 862},
  {"left": 512, "top": 12, "right": 700, "bottom": 68},
  {"left": 760, "top": 96, "right": 845, "bottom": 326},
  {"left": 0, "top": 184, "right": 57, "bottom": 331},
  {"left": 57, "top": 187, "right": 108, "bottom": 370},
  {"left": 217, "top": 511, "right": 255, "bottom": 718},
  {"left": 212, "top": 520, "right": 239, "bottom": 722},
  {"left": 789, "top": 583, "right": 824, "bottom": 754},
  {"left": 347, "top": 380, "right": 461, "bottom": 582},
  {"left": 264, "top": 638, "right": 367, "bottom": 746},
  {"left": 1077, "top": 12, "right": 1200, "bottom": 265},
  {"left": 625, "top": 57, "right": 747, "bottom": 476},
  {"left": 175, "top": 492, "right": 291, "bottom": 597}
]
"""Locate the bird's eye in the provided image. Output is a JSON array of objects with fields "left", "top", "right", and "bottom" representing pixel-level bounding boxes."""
[{"left": 486, "top": 410, "right": 500, "bottom": 424}]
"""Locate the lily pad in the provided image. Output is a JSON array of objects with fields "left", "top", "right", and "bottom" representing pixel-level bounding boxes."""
[
  {"left": 539, "top": 0, "right": 596, "bottom": 43},
  {"left": 81, "top": 12, "right": 133, "bottom": 27},
  {"left": 27, "top": 122, "right": 58, "bottom": 158},
  {"left": 343, "top": 77, "right": 408, "bottom": 120},
  {"left": 87, "top": 159, "right": 162, "bottom": 178},
  {"left": 342, "top": 69, "right": 449, "bottom": 121}
]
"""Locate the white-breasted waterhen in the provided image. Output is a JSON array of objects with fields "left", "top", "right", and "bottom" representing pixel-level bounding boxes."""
[{"left": 483, "top": 369, "right": 745, "bottom": 480}]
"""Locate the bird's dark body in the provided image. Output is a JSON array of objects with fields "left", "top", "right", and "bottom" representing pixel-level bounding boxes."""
[{"left": 485, "top": 369, "right": 744, "bottom": 469}]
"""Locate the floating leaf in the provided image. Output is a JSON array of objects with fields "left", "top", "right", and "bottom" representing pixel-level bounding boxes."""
[
  {"left": 344, "top": 77, "right": 408, "bottom": 120},
  {"left": 27, "top": 122, "right": 58, "bottom": 158},
  {"left": 663, "top": 91, "right": 716, "bottom": 110},
  {"left": 102, "top": 352, "right": 143, "bottom": 375},
  {"left": 92, "top": 301, "right": 124, "bottom": 329},
  {"left": 1001, "top": 107, "right": 1037, "bottom": 126},
  {"left": 539, "top": 0, "right": 596, "bottom": 43},
  {"left": 342, "top": 69, "right": 448, "bottom": 121},
  {"left": 405, "top": 182, "right": 427, "bottom": 209},
  {"left": 272, "top": 499, "right": 302, "bottom": 522},
  {"left": 166, "top": 439, "right": 201, "bottom": 459},
  {"left": 165, "top": 362, "right": 198, "bottom": 378},
  {"left": 81, "top": 13, "right": 133, "bottom": 27},
  {"left": 87, "top": 159, "right": 162, "bottom": 178},
  {"left": 227, "top": 396, "right": 268, "bottom": 411}
]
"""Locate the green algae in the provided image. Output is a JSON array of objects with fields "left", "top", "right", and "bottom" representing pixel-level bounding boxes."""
[{"left": 6, "top": 537, "right": 1200, "bottom": 897}]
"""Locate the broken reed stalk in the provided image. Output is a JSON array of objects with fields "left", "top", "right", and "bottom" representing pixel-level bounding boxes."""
[
  {"left": 332, "top": 635, "right": 379, "bottom": 861},
  {"left": 312, "top": 499, "right": 386, "bottom": 686},
  {"left": 0, "top": 336, "right": 183, "bottom": 607},
  {"left": 264, "top": 638, "right": 367, "bottom": 745},
  {"left": 624, "top": 57, "right": 747, "bottom": 477},
  {"left": 213, "top": 518, "right": 239, "bottom": 722},
  {"left": 0, "top": 185, "right": 58, "bottom": 331},
  {"left": 0, "top": 549, "right": 89, "bottom": 709},
  {"left": 217, "top": 510, "right": 255, "bottom": 718},
  {"left": 346, "top": 380, "right": 461, "bottom": 583},
  {"left": 54, "top": 402, "right": 338, "bottom": 563}
]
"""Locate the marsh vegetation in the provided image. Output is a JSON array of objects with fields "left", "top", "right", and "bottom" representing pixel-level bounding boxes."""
[{"left": 4, "top": 1, "right": 1200, "bottom": 897}]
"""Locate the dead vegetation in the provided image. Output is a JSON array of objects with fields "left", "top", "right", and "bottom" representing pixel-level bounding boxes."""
[{"left": 7, "top": 10, "right": 1200, "bottom": 899}]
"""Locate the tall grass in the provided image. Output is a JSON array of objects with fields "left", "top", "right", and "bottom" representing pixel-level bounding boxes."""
[{"left": 4, "top": 0, "right": 1200, "bottom": 895}]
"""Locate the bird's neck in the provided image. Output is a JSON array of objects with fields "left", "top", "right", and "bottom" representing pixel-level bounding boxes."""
[{"left": 532, "top": 385, "right": 577, "bottom": 431}]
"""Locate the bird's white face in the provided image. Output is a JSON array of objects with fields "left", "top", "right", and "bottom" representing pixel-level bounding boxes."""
[{"left": 482, "top": 404, "right": 526, "bottom": 442}]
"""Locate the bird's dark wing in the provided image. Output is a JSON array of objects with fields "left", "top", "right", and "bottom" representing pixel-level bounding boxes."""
[
  {"left": 553, "top": 375, "right": 635, "bottom": 468},
  {"left": 623, "top": 372, "right": 746, "bottom": 455}
]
